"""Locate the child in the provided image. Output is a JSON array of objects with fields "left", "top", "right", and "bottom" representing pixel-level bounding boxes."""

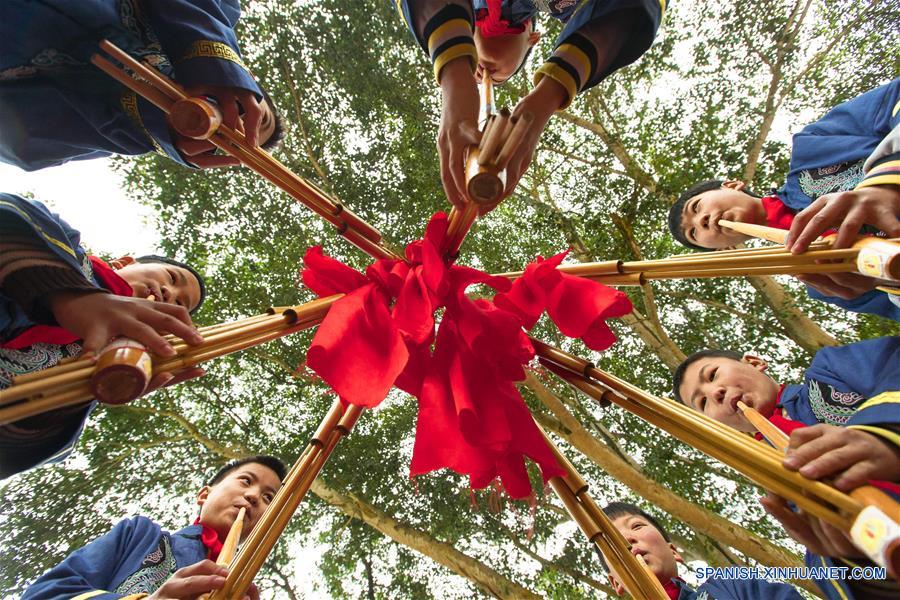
[
  {"left": 23, "top": 455, "right": 287, "bottom": 599},
  {"left": 672, "top": 338, "right": 900, "bottom": 599},
  {"left": 0, "top": 0, "right": 285, "bottom": 171},
  {"left": 601, "top": 501, "right": 803, "bottom": 598},
  {"left": 397, "top": 0, "right": 666, "bottom": 207},
  {"left": 1, "top": 192, "right": 207, "bottom": 478},
  {"left": 668, "top": 78, "right": 900, "bottom": 320}
]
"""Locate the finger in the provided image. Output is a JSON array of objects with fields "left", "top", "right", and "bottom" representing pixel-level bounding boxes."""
[
  {"left": 760, "top": 495, "right": 822, "bottom": 552},
  {"left": 215, "top": 90, "right": 240, "bottom": 132},
  {"left": 786, "top": 197, "right": 827, "bottom": 252},
  {"left": 786, "top": 424, "right": 829, "bottom": 451},
  {"left": 175, "top": 137, "right": 218, "bottom": 157},
  {"left": 119, "top": 320, "right": 176, "bottom": 357},
  {"left": 797, "top": 444, "right": 868, "bottom": 480},
  {"left": 173, "top": 559, "right": 228, "bottom": 576},
  {"left": 833, "top": 211, "right": 865, "bottom": 249},
  {"left": 238, "top": 91, "right": 263, "bottom": 147},
  {"left": 138, "top": 307, "right": 202, "bottom": 345},
  {"left": 167, "top": 573, "right": 227, "bottom": 596},
  {"left": 447, "top": 137, "right": 469, "bottom": 207},
  {"left": 784, "top": 428, "right": 845, "bottom": 471},
  {"left": 791, "top": 206, "right": 841, "bottom": 254},
  {"left": 832, "top": 461, "right": 880, "bottom": 491},
  {"left": 146, "top": 372, "right": 175, "bottom": 394},
  {"left": 797, "top": 273, "right": 862, "bottom": 299},
  {"left": 438, "top": 138, "right": 464, "bottom": 209},
  {"left": 81, "top": 327, "right": 112, "bottom": 355},
  {"left": 166, "top": 367, "right": 206, "bottom": 387},
  {"left": 247, "top": 582, "right": 261, "bottom": 600},
  {"left": 188, "top": 153, "right": 243, "bottom": 169}
]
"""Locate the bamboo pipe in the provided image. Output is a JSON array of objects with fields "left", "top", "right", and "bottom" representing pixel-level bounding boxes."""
[
  {"left": 664, "top": 240, "right": 834, "bottom": 261},
  {"left": 494, "top": 112, "right": 535, "bottom": 169},
  {"left": 11, "top": 356, "right": 93, "bottom": 385},
  {"left": 444, "top": 203, "right": 479, "bottom": 258},
  {"left": 718, "top": 219, "right": 788, "bottom": 244},
  {"left": 197, "top": 507, "right": 246, "bottom": 600},
  {"left": 170, "top": 97, "right": 222, "bottom": 140},
  {"left": 0, "top": 384, "right": 93, "bottom": 426},
  {"left": 478, "top": 107, "right": 510, "bottom": 164},
  {"left": 465, "top": 147, "right": 506, "bottom": 205}
]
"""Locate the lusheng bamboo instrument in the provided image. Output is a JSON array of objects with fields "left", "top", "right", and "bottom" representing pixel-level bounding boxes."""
[
  {"left": 493, "top": 233, "right": 900, "bottom": 285},
  {"left": 538, "top": 423, "right": 669, "bottom": 599},
  {"left": 0, "top": 297, "right": 341, "bottom": 425},
  {"left": 534, "top": 340, "right": 900, "bottom": 578},
  {"left": 197, "top": 506, "right": 246, "bottom": 600},
  {"left": 90, "top": 40, "right": 399, "bottom": 261},
  {"left": 209, "top": 399, "right": 364, "bottom": 599}
]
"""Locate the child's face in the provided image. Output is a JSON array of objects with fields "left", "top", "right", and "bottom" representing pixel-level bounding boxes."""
[
  {"left": 474, "top": 26, "right": 537, "bottom": 83},
  {"left": 608, "top": 513, "right": 680, "bottom": 594},
  {"left": 197, "top": 462, "right": 282, "bottom": 540},
  {"left": 678, "top": 355, "right": 780, "bottom": 432},
  {"left": 114, "top": 258, "right": 202, "bottom": 312},
  {"left": 679, "top": 182, "right": 765, "bottom": 249}
]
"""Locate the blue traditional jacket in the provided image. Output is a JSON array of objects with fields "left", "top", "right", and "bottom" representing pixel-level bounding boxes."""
[
  {"left": 23, "top": 517, "right": 207, "bottom": 600},
  {"left": 674, "top": 576, "right": 802, "bottom": 599},
  {"left": 779, "top": 336, "right": 900, "bottom": 600},
  {"left": 0, "top": 194, "right": 101, "bottom": 478},
  {"left": 778, "top": 77, "right": 900, "bottom": 321},
  {"left": 0, "top": 0, "right": 261, "bottom": 170},
  {"left": 397, "top": 0, "right": 666, "bottom": 104}
]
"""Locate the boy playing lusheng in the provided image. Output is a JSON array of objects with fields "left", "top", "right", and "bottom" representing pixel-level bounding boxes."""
[
  {"left": 669, "top": 78, "right": 900, "bottom": 320},
  {"left": 397, "top": 0, "right": 666, "bottom": 207},
  {"left": 0, "top": 0, "right": 284, "bottom": 171},
  {"left": 23, "top": 455, "right": 286, "bottom": 599},
  {"left": 1, "top": 192, "right": 207, "bottom": 478},
  {"left": 672, "top": 338, "right": 900, "bottom": 600},
  {"left": 601, "top": 501, "right": 803, "bottom": 599}
]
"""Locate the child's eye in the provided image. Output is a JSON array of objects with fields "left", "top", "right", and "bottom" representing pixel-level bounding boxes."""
[
  {"left": 698, "top": 397, "right": 707, "bottom": 410},
  {"left": 263, "top": 494, "right": 274, "bottom": 503},
  {"left": 689, "top": 227, "right": 696, "bottom": 241},
  {"left": 710, "top": 367, "right": 718, "bottom": 381},
  {"left": 692, "top": 200, "right": 700, "bottom": 213},
  {"left": 169, "top": 270, "right": 176, "bottom": 283}
]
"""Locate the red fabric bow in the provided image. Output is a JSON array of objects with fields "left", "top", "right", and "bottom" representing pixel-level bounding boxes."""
[
  {"left": 193, "top": 517, "right": 225, "bottom": 561},
  {"left": 1, "top": 256, "right": 134, "bottom": 349},
  {"left": 302, "top": 212, "right": 632, "bottom": 498},
  {"left": 475, "top": 0, "right": 529, "bottom": 37}
]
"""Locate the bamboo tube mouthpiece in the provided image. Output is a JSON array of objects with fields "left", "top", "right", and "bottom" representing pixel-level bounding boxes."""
[
  {"left": 718, "top": 219, "right": 789, "bottom": 244},
  {"left": 169, "top": 97, "right": 223, "bottom": 140},
  {"left": 737, "top": 401, "right": 790, "bottom": 452},
  {"left": 465, "top": 146, "right": 506, "bottom": 205},
  {"left": 89, "top": 338, "right": 152, "bottom": 404}
]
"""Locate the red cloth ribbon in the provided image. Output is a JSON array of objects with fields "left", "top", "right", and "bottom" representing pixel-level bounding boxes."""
[
  {"left": 302, "top": 212, "right": 632, "bottom": 498},
  {"left": 663, "top": 579, "right": 681, "bottom": 600},
  {"left": 193, "top": 517, "right": 225, "bottom": 561},
  {"left": 475, "top": 0, "right": 529, "bottom": 37},
  {"left": 1, "top": 256, "right": 134, "bottom": 349},
  {"left": 761, "top": 195, "right": 796, "bottom": 231}
]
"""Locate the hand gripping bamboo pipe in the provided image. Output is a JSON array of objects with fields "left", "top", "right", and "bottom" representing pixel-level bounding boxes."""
[
  {"left": 537, "top": 423, "right": 669, "bottom": 599},
  {"left": 738, "top": 402, "right": 900, "bottom": 577},
  {"left": 89, "top": 40, "right": 398, "bottom": 261},
  {"left": 197, "top": 506, "right": 246, "bottom": 600},
  {"left": 531, "top": 338, "right": 900, "bottom": 578},
  {"left": 210, "top": 399, "right": 364, "bottom": 599},
  {"left": 0, "top": 297, "right": 341, "bottom": 425}
]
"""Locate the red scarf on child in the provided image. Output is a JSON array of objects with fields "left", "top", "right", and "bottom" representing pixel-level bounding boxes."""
[
  {"left": 663, "top": 578, "right": 681, "bottom": 599},
  {"left": 761, "top": 195, "right": 796, "bottom": 231},
  {"left": 757, "top": 387, "right": 900, "bottom": 495},
  {"left": 193, "top": 517, "right": 225, "bottom": 561},
  {"left": 475, "top": 0, "right": 530, "bottom": 37},
  {"left": 1, "top": 256, "right": 134, "bottom": 349}
]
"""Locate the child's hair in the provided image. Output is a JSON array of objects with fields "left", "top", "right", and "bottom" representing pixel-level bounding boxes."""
[
  {"left": 135, "top": 255, "right": 207, "bottom": 314},
  {"left": 206, "top": 454, "right": 287, "bottom": 486},
  {"left": 258, "top": 87, "right": 286, "bottom": 152},
  {"left": 672, "top": 349, "right": 744, "bottom": 405},
  {"left": 597, "top": 502, "right": 671, "bottom": 572},
  {"left": 668, "top": 179, "right": 725, "bottom": 251}
]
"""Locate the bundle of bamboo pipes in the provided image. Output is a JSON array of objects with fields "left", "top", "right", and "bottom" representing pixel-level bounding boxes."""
[
  {"left": 494, "top": 222, "right": 900, "bottom": 286},
  {"left": 90, "top": 40, "right": 399, "bottom": 261},
  {"left": 209, "top": 398, "right": 363, "bottom": 599},
  {"left": 0, "top": 296, "right": 340, "bottom": 426},
  {"left": 538, "top": 423, "right": 669, "bottom": 599},
  {"left": 464, "top": 78, "right": 536, "bottom": 206},
  {"left": 532, "top": 339, "right": 900, "bottom": 577},
  {"left": 198, "top": 507, "right": 245, "bottom": 600}
]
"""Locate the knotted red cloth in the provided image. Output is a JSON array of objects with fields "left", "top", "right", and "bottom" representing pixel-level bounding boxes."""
[
  {"left": 1, "top": 256, "right": 134, "bottom": 349},
  {"left": 475, "top": 0, "right": 530, "bottom": 37},
  {"left": 302, "top": 212, "right": 632, "bottom": 498},
  {"left": 193, "top": 517, "right": 225, "bottom": 561}
]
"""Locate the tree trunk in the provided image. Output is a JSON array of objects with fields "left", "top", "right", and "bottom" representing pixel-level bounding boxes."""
[
  {"left": 311, "top": 480, "right": 543, "bottom": 600},
  {"left": 747, "top": 276, "right": 838, "bottom": 353}
]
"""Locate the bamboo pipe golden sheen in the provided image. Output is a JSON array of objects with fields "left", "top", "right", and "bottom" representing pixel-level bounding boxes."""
[
  {"left": 495, "top": 112, "right": 535, "bottom": 169},
  {"left": 197, "top": 507, "right": 246, "bottom": 600},
  {"left": 718, "top": 219, "right": 789, "bottom": 244},
  {"left": 479, "top": 107, "right": 510, "bottom": 163},
  {"left": 170, "top": 97, "right": 223, "bottom": 140},
  {"left": 93, "top": 41, "right": 393, "bottom": 257},
  {"left": 465, "top": 147, "right": 506, "bottom": 205},
  {"left": 444, "top": 203, "right": 479, "bottom": 258}
]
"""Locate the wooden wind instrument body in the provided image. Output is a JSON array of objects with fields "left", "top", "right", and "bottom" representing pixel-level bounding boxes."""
[
  {"left": 533, "top": 339, "right": 900, "bottom": 579},
  {"left": 738, "top": 402, "right": 900, "bottom": 577},
  {"left": 0, "top": 298, "right": 340, "bottom": 426},
  {"left": 197, "top": 506, "right": 245, "bottom": 600}
]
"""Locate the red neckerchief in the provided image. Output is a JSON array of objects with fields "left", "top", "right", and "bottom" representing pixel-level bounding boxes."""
[
  {"left": 761, "top": 195, "right": 796, "bottom": 231},
  {"left": 193, "top": 517, "right": 225, "bottom": 561},
  {"left": 756, "top": 385, "right": 900, "bottom": 495},
  {"left": 663, "top": 578, "right": 681, "bottom": 600},
  {"left": 475, "top": 0, "right": 530, "bottom": 37},
  {"left": 1, "top": 256, "right": 134, "bottom": 349}
]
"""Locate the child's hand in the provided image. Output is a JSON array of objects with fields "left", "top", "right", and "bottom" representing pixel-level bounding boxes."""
[
  {"left": 173, "top": 84, "right": 267, "bottom": 168},
  {"left": 145, "top": 367, "right": 206, "bottom": 395},
  {"left": 761, "top": 492, "right": 863, "bottom": 559},
  {"left": 499, "top": 76, "right": 567, "bottom": 202},
  {"left": 146, "top": 559, "right": 259, "bottom": 599},
  {"left": 438, "top": 57, "right": 482, "bottom": 209},
  {"left": 49, "top": 291, "right": 203, "bottom": 357},
  {"left": 786, "top": 185, "right": 900, "bottom": 253},
  {"left": 795, "top": 271, "right": 877, "bottom": 300},
  {"left": 783, "top": 424, "right": 900, "bottom": 491}
]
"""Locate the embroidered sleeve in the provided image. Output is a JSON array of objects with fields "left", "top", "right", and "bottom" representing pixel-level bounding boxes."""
[
  {"left": 847, "top": 391, "right": 900, "bottom": 448},
  {"left": 422, "top": 4, "right": 477, "bottom": 83},
  {"left": 533, "top": 33, "right": 595, "bottom": 109}
]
